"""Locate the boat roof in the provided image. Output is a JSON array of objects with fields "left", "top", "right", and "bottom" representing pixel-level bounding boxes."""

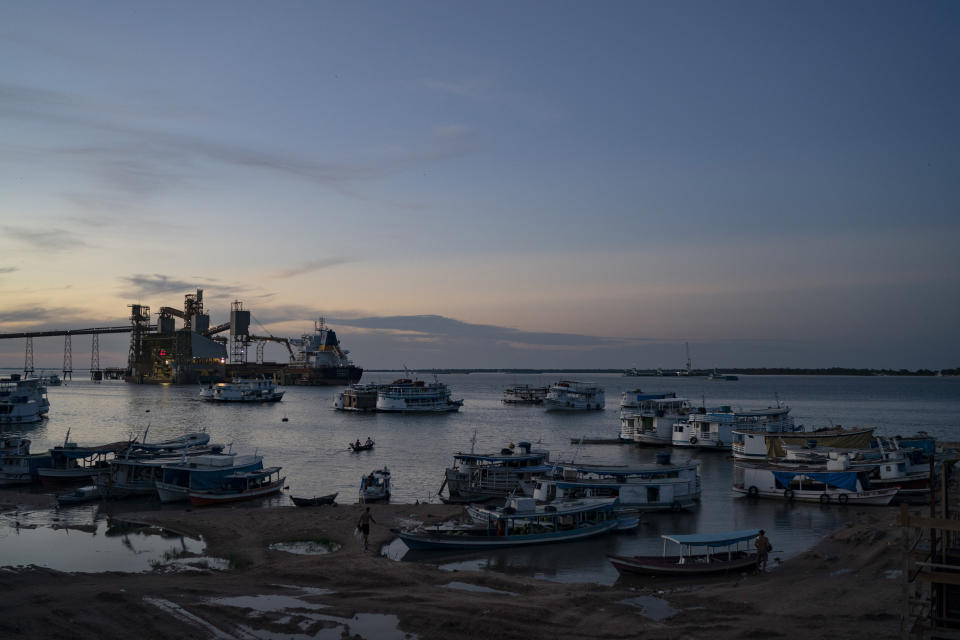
[
  {"left": 473, "top": 497, "right": 617, "bottom": 519},
  {"left": 453, "top": 452, "right": 548, "bottom": 463},
  {"left": 225, "top": 466, "right": 281, "bottom": 479},
  {"left": 558, "top": 461, "right": 699, "bottom": 475},
  {"left": 663, "top": 529, "right": 761, "bottom": 546}
]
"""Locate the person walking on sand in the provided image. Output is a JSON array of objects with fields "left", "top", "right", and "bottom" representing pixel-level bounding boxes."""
[
  {"left": 357, "top": 506, "right": 376, "bottom": 550},
  {"left": 755, "top": 529, "right": 772, "bottom": 572}
]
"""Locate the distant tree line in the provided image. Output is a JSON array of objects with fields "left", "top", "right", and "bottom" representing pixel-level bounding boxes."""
[{"left": 370, "top": 367, "right": 959, "bottom": 376}]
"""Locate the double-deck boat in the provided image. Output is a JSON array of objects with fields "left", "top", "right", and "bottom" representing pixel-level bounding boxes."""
[
  {"left": 360, "top": 467, "right": 391, "bottom": 502},
  {"left": 732, "top": 424, "right": 876, "bottom": 461},
  {"left": 396, "top": 497, "right": 620, "bottom": 550},
  {"left": 200, "top": 377, "right": 284, "bottom": 402},
  {"left": 619, "top": 396, "right": 692, "bottom": 444},
  {"left": 0, "top": 432, "right": 31, "bottom": 455},
  {"left": 673, "top": 406, "right": 793, "bottom": 450},
  {"left": 0, "top": 377, "right": 49, "bottom": 425},
  {"left": 733, "top": 459, "right": 898, "bottom": 505},
  {"left": 502, "top": 385, "right": 549, "bottom": 405},
  {"left": 376, "top": 377, "right": 463, "bottom": 413},
  {"left": 619, "top": 389, "right": 676, "bottom": 417},
  {"left": 188, "top": 466, "right": 285, "bottom": 506},
  {"left": 543, "top": 381, "right": 605, "bottom": 411},
  {"left": 532, "top": 454, "right": 701, "bottom": 511},
  {"left": 608, "top": 529, "right": 761, "bottom": 576},
  {"left": 439, "top": 440, "right": 552, "bottom": 503},
  {"left": 333, "top": 384, "right": 380, "bottom": 411},
  {"left": 155, "top": 454, "right": 263, "bottom": 503}
]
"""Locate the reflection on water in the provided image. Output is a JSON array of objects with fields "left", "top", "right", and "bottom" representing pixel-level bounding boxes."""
[{"left": 0, "top": 507, "right": 206, "bottom": 573}]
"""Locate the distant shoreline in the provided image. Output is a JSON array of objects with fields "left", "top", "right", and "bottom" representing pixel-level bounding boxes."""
[{"left": 366, "top": 367, "right": 959, "bottom": 377}]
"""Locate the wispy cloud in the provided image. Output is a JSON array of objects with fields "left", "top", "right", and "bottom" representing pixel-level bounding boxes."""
[
  {"left": 0, "top": 266, "right": 18, "bottom": 274},
  {"left": 2, "top": 226, "right": 89, "bottom": 252},
  {"left": 271, "top": 258, "right": 353, "bottom": 279}
]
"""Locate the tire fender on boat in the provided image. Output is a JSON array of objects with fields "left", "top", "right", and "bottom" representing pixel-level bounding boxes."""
[
  {"left": 689, "top": 436, "right": 698, "bottom": 445},
  {"left": 747, "top": 485, "right": 759, "bottom": 498},
  {"left": 819, "top": 493, "right": 830, "bottom": 504},
  {"left": 838, "top": 493, "right": 849, "bottom": 505},
  {"left": 783, "top": 489, "right": 794, "bottom": 501}
]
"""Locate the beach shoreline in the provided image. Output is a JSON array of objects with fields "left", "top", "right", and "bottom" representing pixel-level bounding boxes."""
[{"left": 0, "top": 493, "right": 906, "bottom": 640}]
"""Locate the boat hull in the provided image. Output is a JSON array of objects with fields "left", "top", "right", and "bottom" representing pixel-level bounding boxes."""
[
  {"left": 398, "top": 519, "right": 619, "bottom": 550},
  {"left": 188, "top": 478, "right": 285, "bottom": 506},
  {"left": 733, "top": 486, "right": 898, "bottom": 505},
  {"left": 608, "top": 551, "right": 758, "bottom": 576},
  {"left": 290, "top": 493, "right": 338, "bottom": 507}
]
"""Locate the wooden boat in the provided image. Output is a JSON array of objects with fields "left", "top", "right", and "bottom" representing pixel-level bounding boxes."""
[
  {"left": 188, "top": 467, "right": 285, "bottom": 506},
  {"left": 38, "top": 433, "right": 132, "bottom": 486},
  {"left": 290, "top": 493, "right": 338, "bottom": 507},
  {"left": 733, "top": 461, "right": 899, "bottom": 505},
  {"left": 396, "top": 497, "right": 620, "bottom": 550},
  {"left": 609, "top": 529, "right": 761, "bottom": 576},
  {"left": 360, "top": 467, "right": 391, "bottom": 502},
  {"left": 439, "top": 439, "right": 552, "bottom": 502},
  {"left": 349, "top": 441, "right": 375, "bottom": 453}
]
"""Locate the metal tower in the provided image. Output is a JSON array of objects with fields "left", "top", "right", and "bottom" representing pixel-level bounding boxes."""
[
  {"left": 63, "top": 334, "right": 72, "bottom": 381},
  {"left": 90, "top": 333, "right": 101, "bottom": 381},
  {"left": 23, "top": 337, "right": 34, "bottom": 377}
]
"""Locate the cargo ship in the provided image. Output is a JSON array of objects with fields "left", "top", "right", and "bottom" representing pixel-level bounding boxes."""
[{"left": 282, "top": 319, "right": 363, "bottom": 386}]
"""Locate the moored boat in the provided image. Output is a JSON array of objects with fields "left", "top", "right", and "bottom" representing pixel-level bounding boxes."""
[
  {"left": 376, "top": 377, "right": 463, "bottom": 413},
  {"left": 334, "top": 384, "right": 380, "bottom": 411},
  {"left": 673, "top": 405, "right": 793, "bottom": 450},
  {"left": 396, "top": 497, "right": 620, "bottom": 550},
  {"left": 732, "top": 424, "right": 876, "bottom": 461},
  {"left": 620, "top": 396, "right": 692, "bottom": 444},
  {"left": 360, "top": 467, "right": 391, "bottom": 502},
  {"left": 200, "top": 377, "right": 284, "bottom": 402},
  {"left": 56, "top": 484, "right": 103, "bottom": 506},
  {"left": 188, "top": 467, "right": 285, "bottom": 506},
  {"left": 439, "top": 440, "right": 552, "bottom": 503},
  {"left": 733, "top": 460, "right": 898, "bottom": 505},
  {"left": 543, "top": 381, "right": 604, "bottom": 411},
  {"left": 0, "top": 377, "right": 48, "bottom": 425},
  {"left": 608, "top": 529, "right": 761, "bottom": 576},
  {"left": 38, "top": 433, "right": 132, "bottom": 486},
  {"left": 502, "top": 385, "right": 549, "bottom": 405},
  {"left": 155, "top": 453, "right": 263, "bottom": 503},
  {"left": 290, "top": 493, "right": 338, "bottom": 507}
]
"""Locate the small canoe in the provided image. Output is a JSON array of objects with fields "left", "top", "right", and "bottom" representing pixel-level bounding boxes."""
[
  {"left": 349, "top": 442, "right": 375, "bottom": 452},
  {"left": 290, "top": 493, "right": 338, "bottom": 507}
]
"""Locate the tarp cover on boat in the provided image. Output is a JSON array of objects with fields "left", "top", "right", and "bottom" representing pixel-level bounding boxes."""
[
  {"left": 767, "top": 429, "right": 875, "bottom": 458},
  {"left": 771, "top": 470, "right": 858, "bottom": 492},
  {"left": 663, "top": 529, "right": 760, "bottom": 547}
]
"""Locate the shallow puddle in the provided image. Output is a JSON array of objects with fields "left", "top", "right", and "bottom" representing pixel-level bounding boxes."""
[
  {"left": 0, "top": 508, "right": 210, "bottom": 573},
  {"left": 619, "top": 595, "right": 679, "bottom": 621},
  {"left": 269, "top": 540, "right": 341, "bottom": 555}
]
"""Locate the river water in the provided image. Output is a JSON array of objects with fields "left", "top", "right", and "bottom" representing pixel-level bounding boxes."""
[{"left": 3, "top": 373, "right": 958, "bottom": 584}]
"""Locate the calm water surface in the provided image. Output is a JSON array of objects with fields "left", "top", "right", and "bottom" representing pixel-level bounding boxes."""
[{"left": 2, "top": 373, "right": 958, "bottom": 583}]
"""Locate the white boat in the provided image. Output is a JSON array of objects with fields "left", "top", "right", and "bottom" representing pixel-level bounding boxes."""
[
  {"left": 360, "top": 467, "right": 391, "bottom": 502},
  {"left": 619, "top": 396, "right": 692, "bottom": 444},
  {"left": 398, "top": 497, "right": 620, "bottom": 550},
  {"left": 619, "top": 389, "right": 677, "bottom": 417},
  {"left": 733, "top": 459, "right": 899, "bottom": 505},
  {"left": 0, "top": 432, "right": 31, "bottom": 455},
  {"left": 532, "top": 454, "right": 701, "bottom": 511},
  {"left": 200, "top": 377, "right": 284, "bottom": 402},
  {"left": 333, "top": 384, "right": 380, "bottom": 411},
  {"left": 155, "top": 453, "right": 263, "bottom": 503},
  {"left": 673, "top": 406, "right": 793, "bottom": 450},
  {"left": 132, "top": 431, "right": 211, "bottom": 453},
  {"left": 732, "top": 424, "right": 876, "bottom": 461},
  {"left": 0, "top": 377, "right": 48, "bottom": 425},
  {"left": 375, "top": 377, "right": 462, "bottom": 413},
  {"left": 56, "top": 485, "right": 102, "bottom": 506},
  {"left": 502, "top": 385, "right": 549, "bottom": 405},
  {"left": 188, "top": 466, "right": 285, "bottom": 506},
  {"left": 543, "top": 381, "right": 605, "bottom": 411},
  {"left": 0, "top": 451, "right": 53, "bottom": 486},
  {"left": 439, "top": 440, "right": 552, "bottom": 503}
]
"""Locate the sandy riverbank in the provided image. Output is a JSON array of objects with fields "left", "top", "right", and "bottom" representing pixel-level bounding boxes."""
[{"left": 0, "top": 492, "right": 907, "bottom": 640}]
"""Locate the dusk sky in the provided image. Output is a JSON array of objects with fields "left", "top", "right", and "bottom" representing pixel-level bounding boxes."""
[{"left": 1, "top": 2, "right": 958, "bottom": 370}]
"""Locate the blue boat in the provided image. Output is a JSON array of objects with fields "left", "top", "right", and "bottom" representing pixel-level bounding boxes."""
[{"left": 396, "top": 497, "right": 620, "bottom": 550}]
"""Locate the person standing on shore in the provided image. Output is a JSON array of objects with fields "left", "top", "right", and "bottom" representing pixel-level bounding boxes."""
[
  {"left": 357, "top": 507, "right": 376, "bottom": 551},
  {"left": 755, "top": 529, "right": 772, "bottom": 572}
]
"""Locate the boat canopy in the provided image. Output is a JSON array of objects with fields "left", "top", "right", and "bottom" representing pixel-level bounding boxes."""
[
  {"left": 559, "top": 462, "right": 698, "bottom": 477},
  {"left": 772, "top": 470, "right": 860, "bottom": 492},
  {"left": 662, "top": 529, "right": 760, "bottom": 547},
  {"left": 453, "top": 453, "right": 547, "bottom": 463}
]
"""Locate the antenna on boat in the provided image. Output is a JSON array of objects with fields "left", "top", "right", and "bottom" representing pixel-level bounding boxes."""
[
  {"left": 63, "top": 427, "right": 71, "bottom": 447},
  {"left": 775, "top": 392, "right": 780, "bottom": 408},
  {"left": 142, "top": 423, "right": 150, "bottom": 446}
]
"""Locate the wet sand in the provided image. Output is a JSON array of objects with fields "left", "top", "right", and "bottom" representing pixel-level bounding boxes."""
[{"left": 0, "top": 491, "right": 906, "bottom": 640}]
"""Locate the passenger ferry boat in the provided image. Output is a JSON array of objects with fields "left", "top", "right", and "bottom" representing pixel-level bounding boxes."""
[
  {"left": 543, "top": 381, "right": 605, "bottom": 411},
  {"left": 0, "top": 377, "right": 49, "bottom": 425},
  {"left": 333, "top": 384, "right": 380, "bottom": 411},
  {"left": 619, "top": 389, "right": 676, "bottom": 417},
  {"left": 376, "top": 377, "right": 463, "bottom": 412},
  {"left": 397, "top": 497, "right": 620, "bottom": 550},
  {"left": 732, "top": 424, "right": 875, "bottom": 460},
  {"left": 155, "top": 454, "right": 263, "bottom": 503},
  {"left": 440, "top": 440, "right": 552, "bottom": 503},
  {"left": 619, "top": 396, "right": 692, "bottom": 444},
  {"left": 200, "top": 377, "right": 284, "bottom": 402},
  {"left": 532, "top": 454, "right": 701, "bottom": 511},
  {"left": 733, "top": 459, "right": 898, "bottom": 505},
  {"left": 672, "top": 406, "right": 793, "bottom": 450},
  {"left": 502, "top": 385, "right": 549, "bottom": 405}
]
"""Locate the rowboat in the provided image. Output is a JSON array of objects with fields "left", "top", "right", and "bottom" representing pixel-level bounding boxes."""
[
  {"left": 349, "top": 441, "right": 374, "bottom": 453},
  {"left": 396, "top": 497, "right": 620, "bottom": 550},
  {"left": 609, "top": 529, "right": 761, "bottom": 576},
  {"left": 290, "top": 493, "right": 338, "bottom": 507}
]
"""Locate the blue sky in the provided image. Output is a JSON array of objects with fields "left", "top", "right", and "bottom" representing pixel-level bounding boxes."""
[{"left": 1, "top": 1, "right": 958, "bottom": 369}]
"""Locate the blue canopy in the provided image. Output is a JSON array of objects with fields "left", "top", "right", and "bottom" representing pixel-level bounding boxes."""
[
  {"left": 772, "top": 470, "right": 858, "bottom": 492},
  {"left": 663, "top": 529, "right": 761, "bottom": 547}
]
